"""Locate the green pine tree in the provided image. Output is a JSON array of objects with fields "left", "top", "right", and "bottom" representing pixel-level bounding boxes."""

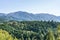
[
  {"left": 45, "top": 28, "right": 55, "bottom": 40},
  {"left": 57, "top": 24, "right": 60, "bottom": 40}
]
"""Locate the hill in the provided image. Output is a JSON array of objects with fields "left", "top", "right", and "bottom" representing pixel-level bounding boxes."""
[{"left": 0, "top": 11, "right": 60, "bottom": 22}]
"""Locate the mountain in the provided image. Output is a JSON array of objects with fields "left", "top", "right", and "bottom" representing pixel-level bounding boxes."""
[{"left": 0, "top": 11, "right": 60, "bottom": 22}]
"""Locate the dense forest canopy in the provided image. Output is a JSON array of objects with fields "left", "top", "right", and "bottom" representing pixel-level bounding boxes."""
[{"left": 0, "top": 21, "right": 59, "bottom": 40}]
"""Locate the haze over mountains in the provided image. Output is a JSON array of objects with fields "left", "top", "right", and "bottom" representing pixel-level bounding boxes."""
[{"left": 0, "top": 11, "right": 60, "bottom": 22}]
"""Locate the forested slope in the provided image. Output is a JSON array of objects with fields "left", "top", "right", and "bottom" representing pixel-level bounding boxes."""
[{"left": 0, "top": 21, "right": 59, "bottom": 40}]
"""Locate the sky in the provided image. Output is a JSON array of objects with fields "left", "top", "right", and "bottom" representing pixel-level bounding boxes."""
[{"left": 0, "top": 0, "right": 60, "bottom": 16}]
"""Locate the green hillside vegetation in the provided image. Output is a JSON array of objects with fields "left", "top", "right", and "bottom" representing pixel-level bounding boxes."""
[
  {"left": 0, "top": 29, "right": 18, "bottom": 40},
  {"left": 0, "top": 21, "right": 59, "bottom": 40}
]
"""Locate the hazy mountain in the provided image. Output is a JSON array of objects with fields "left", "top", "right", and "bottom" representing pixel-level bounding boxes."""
[{"left": 0, "top": 11, "right": 60, "bottom": 22}]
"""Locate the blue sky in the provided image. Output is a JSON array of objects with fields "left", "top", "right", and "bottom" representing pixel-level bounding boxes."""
[{"left": 0, "top": 0, "right": 60, "bottom": 16}]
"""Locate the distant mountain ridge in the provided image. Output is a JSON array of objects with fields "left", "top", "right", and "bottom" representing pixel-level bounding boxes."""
[{"left": 0, "top": 11, "right": 60, "bottom": 22}]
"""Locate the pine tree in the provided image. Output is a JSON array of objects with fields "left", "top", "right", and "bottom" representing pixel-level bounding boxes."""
[
  {"left": 57, "top": 24, "right": 60, "bottom": 40},
  {"left": 45, "top": 28, "right": 55, "bottom": 40}
]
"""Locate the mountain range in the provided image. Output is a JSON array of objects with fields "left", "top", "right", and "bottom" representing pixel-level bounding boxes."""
[{"left": 0, "top": 11, "right": 60, "bottom": 22}]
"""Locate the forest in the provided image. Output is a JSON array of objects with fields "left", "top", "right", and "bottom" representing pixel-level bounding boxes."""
[{"left": 0, "top": 20, "right": 60, "bottom": 40}]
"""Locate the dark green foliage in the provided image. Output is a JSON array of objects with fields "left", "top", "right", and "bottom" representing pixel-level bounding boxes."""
[{"left": 0, "top": 21, "right": 59, "bottom": 40}]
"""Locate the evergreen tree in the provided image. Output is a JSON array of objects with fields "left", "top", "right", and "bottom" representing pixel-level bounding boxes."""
[
  {"left": 57, "top": 24, "right": 60, "bottom": 40},
  {"left": 45, "top": 28, "right": 55, "bottom": 40}
]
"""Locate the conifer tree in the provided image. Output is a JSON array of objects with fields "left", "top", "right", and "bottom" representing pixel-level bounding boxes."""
[
  {"left": 45, "top": 28, "right": 55, "bottom": 40},
  {"left": 57, "top": 24, "right": 60, "bottom": 40}
]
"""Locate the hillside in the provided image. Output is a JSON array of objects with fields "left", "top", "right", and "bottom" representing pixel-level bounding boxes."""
[{"left": 0, "top": 21, "right": 59, "bottom": 40}]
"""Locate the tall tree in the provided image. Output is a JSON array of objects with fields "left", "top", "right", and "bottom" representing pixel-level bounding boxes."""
[
  {"left": 45, "top": 28, "right": 55, "bottom": 40},
  {"left": 57, "top": 24, "right": 60, "bottom": 40}
]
